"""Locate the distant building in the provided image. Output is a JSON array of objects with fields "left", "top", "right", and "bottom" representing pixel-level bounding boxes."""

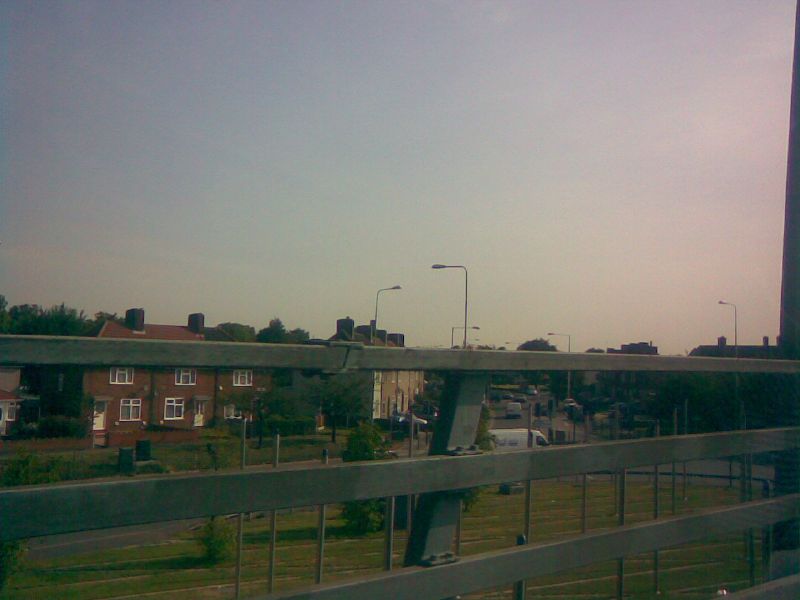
[
  {"left": 326, "top": 316, "right": 424, "bottom": 419},
  {"left": 689, "top": 336, "right": 779, "bottom": 359},
  {"left": 0, "top": 367, "right": 23, "bottom": 436},
  {"left": 607, "top": 341, "right": 658, "bottom": 355}
]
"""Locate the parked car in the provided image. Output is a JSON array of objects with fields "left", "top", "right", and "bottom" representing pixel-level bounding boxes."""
[{"left": 505, "top": 401, "right": 523, "bottom": 419}]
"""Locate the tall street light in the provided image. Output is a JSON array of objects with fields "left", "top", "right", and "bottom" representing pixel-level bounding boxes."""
[
  {"left": 372, "top": 285, "right": 401, "bottom": 344},
  {"left": 432, "top": 264, "right": 468, "bottom": 348},
  {"left": 718, "top": 300, "right": 742, "bottom": 429},
  {"left": 547, "top": 332, "right": 572, "bottom": 401},
  {"left": 452, "top": 325, "right": 480, "bottom": 349}
]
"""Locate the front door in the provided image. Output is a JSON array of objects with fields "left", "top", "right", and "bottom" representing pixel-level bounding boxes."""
[
  {"left": 194, "top": 401, "right": 205, "bottom": 427},
  {"left": 93, "top": 401, "right": 107, "bottom": 431}
]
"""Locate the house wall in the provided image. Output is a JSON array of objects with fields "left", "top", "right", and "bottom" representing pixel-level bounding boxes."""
[
  {"left": 379, "top": 370, "right": 425, "bottom": 417},
  {"left": 84, "top": 367, "right": 272, "bottom": 431}
]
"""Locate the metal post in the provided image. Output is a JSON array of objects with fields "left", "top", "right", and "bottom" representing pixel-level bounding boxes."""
[
  {"left": 672, "top": 407, "right": 678, "bottom": 515},
  {"left": 404, "top": 373, "right": 488, "bottom": 567},
  {"left": 315, "top": 449, "right": 329, "bottom": 584},
  {"left": 653, "top": 421, "right": 660, "bottom": 595},
  {"left": 513, "top": 534, "right": 527, "bottom": 600},
  {"left": 616, "top": 469, "right": 626, "bottom": 600},
  {"left": 455, "top": 500, "right": 463, "bottom": 555},
  {"left": 524, "top": 404, "right": 533, "bottom": 541},
  {"left": 234, "top": 416, "right": 247, "bottom": 600},
  {"left": 384, "top": 496, "right": 395, "bottom": 570},
  {"left": 581, "top": 473, "right": 588, "bottom": 534},
  {"left": 268, "top": 432, "right": 280, "bottom": 593},
  {"left": 682, "top": 398, "right": 689, "bottom": 501}
]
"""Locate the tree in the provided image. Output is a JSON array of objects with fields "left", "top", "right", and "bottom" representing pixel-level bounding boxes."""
[
  {"left": 256, "top": 318, "right": 288, "bottom": 343},
  {"left": 198, "top": 517, "right": 235, "bottom": 564},
  {"left": 310, "top": 373, "right": 371, "bottom": 442},
  {"left": 286, "top": 327, "right": 310, "bottom": 344},
  {"left": 217, "top": 322, "right": 257, "bottom": 342},
  {"left": 517, "top": 338, "right": 557, "bottom": 352},
  {"left": 340, "top": 423, "right": 390, "bottom": 534}
]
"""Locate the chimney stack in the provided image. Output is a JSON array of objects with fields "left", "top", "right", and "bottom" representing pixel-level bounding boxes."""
[
  {"left": 188, "top": 313, "right": 205, "bottom": 334},
  {"left": 336, "top": 317, "right": 355, "bottom": 340},
  {"left": 125, "top": 308, "right": 145, "bottom": 332},
  {"left": 387, "top": 333, "right": 405, "bottom": 347},
  {"left": 718, "top": 336, "right": 727, "bottom": 348}
]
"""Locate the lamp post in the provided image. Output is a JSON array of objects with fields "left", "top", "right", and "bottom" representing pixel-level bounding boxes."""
[
  {"left": 432, "top": 264, "right": 468, "bottom": 348},
  {"left": 547, "top": 332, "right": 572, "bottom": 401},
  {"left": 718, "top": 300, "right": 742, "bottom": 429},
  {"left": 372, "top": 285, "right": 401, "bottom": 344},
  {"left": 451, "top": 325, "right": 480, "bottom": 349}
]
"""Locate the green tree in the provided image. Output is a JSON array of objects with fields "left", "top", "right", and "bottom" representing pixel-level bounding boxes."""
[
  {"left": 312, "top": 373, "right": 370, "bottom": 442},
  {"left": 217, "top": 322, "right": 257, "bottom": 342},
  {"left": 286, "top": 327, "right": 310, "bottom": 344},
  {"left": 198, "top": 517, "right": 235, "bottom": 564},
  {"left": 340, "top": 423, "right": 389, "bottom": 534},
  {"left": 256, "top": 318, "right": 288, "bottom": 343}
]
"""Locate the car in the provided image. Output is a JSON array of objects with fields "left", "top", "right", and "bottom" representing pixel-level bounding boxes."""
[
  {"left": 505, "top": 401, "right": 523, "bottom": 419},
  {"left": 490, "top": 428, "right": 549, "bottom": 451},
  {"left": 502, "top": 392, "right": 514, "bottom": 400}
]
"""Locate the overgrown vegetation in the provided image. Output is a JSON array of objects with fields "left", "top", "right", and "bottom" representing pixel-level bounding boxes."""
[
  {"left": 340, "top": 423, "right": 389, "bottom": 534},
  {"left": 198, "top": 517, "right": 236, "bottom": 564}
]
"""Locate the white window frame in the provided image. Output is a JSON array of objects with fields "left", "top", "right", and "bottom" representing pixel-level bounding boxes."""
[
  {"left": 175, "top": 368, "right": 197, "bottom": 385},
  {"left": 165, "top": 397, "right": 184, "bottom": 420},
  {"left": 120, "top": 398, "right": 142, "bottom": 421},
  {"left": 233, "top": 369, "right": 253, "bottom": 387},
  {"left": 110, "top": 367, "right": 134, "bottom": 384},
  {"left": 7, "top": 403, "right": 18, "bottom": 422},
  {"left": 224, "top": 403, "right": 241, "bottom": 419}
]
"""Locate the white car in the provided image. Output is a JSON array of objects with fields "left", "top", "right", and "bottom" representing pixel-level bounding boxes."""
[{"left": 505, "top": 401, "right": 523, "bottom": 419}]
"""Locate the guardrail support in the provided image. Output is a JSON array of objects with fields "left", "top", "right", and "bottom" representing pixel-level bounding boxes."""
[{"left": 403, "top": 372, "right": 488, "bottom": 567}]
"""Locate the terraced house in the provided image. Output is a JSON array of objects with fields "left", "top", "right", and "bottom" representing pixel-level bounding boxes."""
[{"left": 86, "top": 308, "right": 270, "bottom": 446}]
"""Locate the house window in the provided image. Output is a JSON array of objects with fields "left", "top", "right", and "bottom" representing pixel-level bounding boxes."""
[
  {"left": 165, "top": 398, "right": 184, "bottom": 420},
  {"left": 233, "top": 369, "right": 253, "bottom": 387},
  {"left": 7, "top": 403, "right": 18, "bottom": 421},
  {"left": 224, "top": 404, "right": 240, "bottom": 419},
  {"left": 175, "top": 368, "right": 197, "bottom": 385},
  {"left": 120, "top": 398, "right": 142, "bottom": 421},
  {"left": 110, "top": 367, "right": 134, "bottom": 384}
]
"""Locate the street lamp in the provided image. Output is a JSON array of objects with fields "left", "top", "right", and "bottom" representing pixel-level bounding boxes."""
[
  {"left": 718, "top": 300, "right": 743, "bottom": 429},
  {"left": 452, "top": 325, "right": 480, "bottom": 349},
  {"left": 432, "top": 264, "right": 469, "bottom": 348},
  {"left": 547, "top": 332, "right": 572, "bottom": 401},
  {"left": 372, "top": 285, "right": 401, "bottom": 344}
]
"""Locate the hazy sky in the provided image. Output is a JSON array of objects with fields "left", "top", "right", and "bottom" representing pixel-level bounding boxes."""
[{"left": 1, "top": 0, "right": 796, "bottom": 354}]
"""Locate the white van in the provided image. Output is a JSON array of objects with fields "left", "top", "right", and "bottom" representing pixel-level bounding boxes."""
[
  {"left": 505, "top": 401, "right": 523, "bottom": 419},
  {"left": 490, "top": 428, "right": 549, "bottom": 452}
]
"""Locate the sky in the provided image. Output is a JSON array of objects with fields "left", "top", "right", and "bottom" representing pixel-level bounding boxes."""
[{"left": 1, "top": 0, "right": 797, "bottom": 354}]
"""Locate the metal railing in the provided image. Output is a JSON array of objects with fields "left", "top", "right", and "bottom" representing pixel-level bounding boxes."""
[{"left": 1, "top": 334, "right": 799, "bottom": 600}]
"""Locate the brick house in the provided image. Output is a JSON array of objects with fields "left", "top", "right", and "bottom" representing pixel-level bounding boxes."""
[
  {"left": 85, "top": 308, "right": 271, "bottom": 445},
  {"left": 0, "top": 368, "right": 23, "bottom": 437}
]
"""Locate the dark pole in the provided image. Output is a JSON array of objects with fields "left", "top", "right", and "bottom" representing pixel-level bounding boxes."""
[{"left": 776, "top": 0, "right": 800, "bottom": 580}]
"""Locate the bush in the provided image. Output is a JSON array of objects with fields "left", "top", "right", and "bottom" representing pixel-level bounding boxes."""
[
  {"left": 340, "top": 423, "right": 389, "bottom": 534},
  {"left": 341, "top": 498, "right": 385, "bottom": 534},
  {"left": 1, "top": 452, "right": 67, "bottom": 487},
  {"left": 36, "top": 415, "right": 87, "bottom": 439},
  {"left": 0, "top": 541, "right": 26, "bottom": 591},
  {"left": 198, "top": 517, "right": 236, "bottom": 564}
]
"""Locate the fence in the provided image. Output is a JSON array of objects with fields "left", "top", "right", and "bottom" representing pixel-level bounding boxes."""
[{"left": 1, "top": 334, "right": 799, "bottom": 599}]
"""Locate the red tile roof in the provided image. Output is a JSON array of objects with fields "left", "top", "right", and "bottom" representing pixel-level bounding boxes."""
[
  {"left": 98, "top": 320, "right": 204, "bottom": 341},
  {"left": 0, "top": 389, "right": 20, "bottom": 401}
]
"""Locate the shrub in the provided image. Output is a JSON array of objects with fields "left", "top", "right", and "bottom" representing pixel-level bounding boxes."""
[
  {"left": 0, "top": 541, "right": 26, "bottom": 591},
  {"left": 340, "top": 423, "right": 389, "bottom": 534},
  {"left": 36, "top": 415, "right": 87, "bottom": 439},
  {"left": 1, "top": 452, "right": 67, "bottom": 487},
  {"left": 198, "top": 517, "right": 236, "bottom": 564}
]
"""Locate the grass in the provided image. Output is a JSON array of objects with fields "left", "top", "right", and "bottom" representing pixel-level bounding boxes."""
[{"left": 1, "top": 476, "right": 764, "bottom": 599}]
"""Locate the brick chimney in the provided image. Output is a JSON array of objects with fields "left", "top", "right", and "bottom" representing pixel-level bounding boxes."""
[
  {"left": 125, "top": 308, "right": 145, "bottom": 332},
  {"left": 763, "top": 335, "right": 770, "bottom": 348},
  {"left": 336, "top": 317, "right": 355, "bottom": 340},
  {"left": 717, "top": 336, "right": 727, "bottom": 348},
  {"left": 188, "top": 313, "right": 205, "bottom": 334},
  {"left": 387, "top": 333, "right": 405, "bottom": 347}
]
